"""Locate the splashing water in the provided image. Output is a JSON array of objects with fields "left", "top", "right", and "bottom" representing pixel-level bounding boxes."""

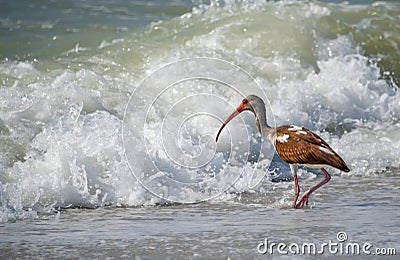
[{"left": 1, "top": 0, "right": 400, "bottom": 223}]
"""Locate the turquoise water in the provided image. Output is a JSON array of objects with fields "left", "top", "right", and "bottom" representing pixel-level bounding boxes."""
[{"left": 1, "top": 0, "right": 399, "bottom": 258}]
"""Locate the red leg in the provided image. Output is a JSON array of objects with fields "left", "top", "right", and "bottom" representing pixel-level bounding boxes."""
[
  {"left": 290, "top": 165, "right": 300, "bottom": 208},
  {"left": 293, "top": 173, "right": 300, "bottom": 208},
  {"left": 295, "top": 168, "right": 331, "bottom": 208}
]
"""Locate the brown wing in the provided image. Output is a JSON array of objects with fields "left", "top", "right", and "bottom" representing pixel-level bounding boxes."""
[{"left": 273, "top": 125, "right": 350, "bottom": 172}]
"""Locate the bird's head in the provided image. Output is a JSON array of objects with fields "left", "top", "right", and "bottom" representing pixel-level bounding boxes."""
[{"left": 215, "top": 95, "right": 265, "bottom": 142}]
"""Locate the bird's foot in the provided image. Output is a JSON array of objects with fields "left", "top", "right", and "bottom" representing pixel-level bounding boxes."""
[{"left": 295, "top": 192, "right": 310, "bottom": 209}]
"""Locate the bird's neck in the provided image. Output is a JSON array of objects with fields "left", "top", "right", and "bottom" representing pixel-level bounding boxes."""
[
  {"left": 253, "top": 106, "right": 273, "bottom": 138},
  {"left": 257, "top": 118, "right": 275, "bottom": 143}
]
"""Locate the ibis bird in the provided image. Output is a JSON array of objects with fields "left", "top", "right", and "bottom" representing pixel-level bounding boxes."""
[{"left": 215, "top": 95, "right": 350, "bottom": 208}]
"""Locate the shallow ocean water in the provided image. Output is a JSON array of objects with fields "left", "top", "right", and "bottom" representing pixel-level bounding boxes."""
[
  {"left": 0, "top": 0, "right": 399, "bottom": 258},
  {"left": 1, "top": 172, "right": 399, "bottom": 258}
]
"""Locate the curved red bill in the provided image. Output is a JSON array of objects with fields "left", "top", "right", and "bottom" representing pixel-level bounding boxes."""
[{"left": 215, "top": 104, "right": 245, "bottom": 142}]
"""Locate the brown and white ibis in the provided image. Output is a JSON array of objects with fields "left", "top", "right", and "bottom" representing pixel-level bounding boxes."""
[{"left": 215, "top": 95, "right": 350, "bottom": 208}]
